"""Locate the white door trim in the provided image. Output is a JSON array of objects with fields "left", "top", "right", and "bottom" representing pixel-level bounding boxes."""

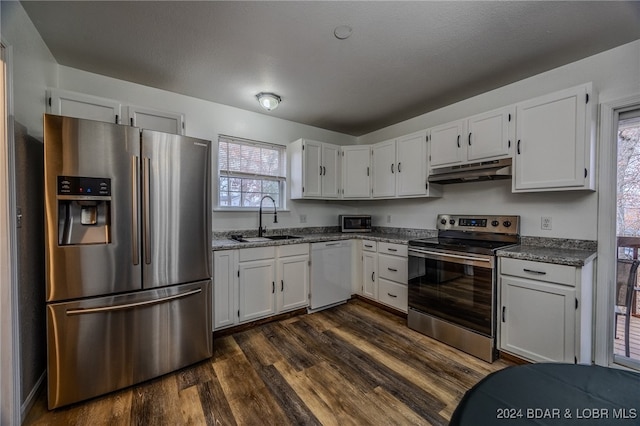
[
  {"left": 0, "top": 41, "right": 21, "bottom": 426},
  {"left": 595, "top": 93, "right": 640, "bottom": 368}
]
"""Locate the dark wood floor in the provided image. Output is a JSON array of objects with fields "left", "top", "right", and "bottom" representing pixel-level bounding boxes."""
[{"left": 24, "top": 299, "right": 514, "bottom": 425}]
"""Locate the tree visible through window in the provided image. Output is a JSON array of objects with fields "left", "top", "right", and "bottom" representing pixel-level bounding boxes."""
[
  {"left": 617, "top": 111, "right": 640, "bottom": 259},
  {"left": 218, "top": 136, "right": 286, "bottom": 208}
]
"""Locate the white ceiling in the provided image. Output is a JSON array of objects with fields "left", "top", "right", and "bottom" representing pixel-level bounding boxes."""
[{"left": 21, "top": 1, "right": 640, "bottom": 136}]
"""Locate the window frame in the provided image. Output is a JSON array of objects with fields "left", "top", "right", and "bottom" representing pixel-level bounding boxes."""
[{"left": 216, "top": 135, "right": 287, "bottom": 210}]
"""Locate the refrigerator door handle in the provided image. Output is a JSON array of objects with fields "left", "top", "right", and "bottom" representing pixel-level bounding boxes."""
[
  {"left": 131, "top": 156, "right": 140, "bottom": 265},
  {"left": 143, "top": 157, "right": 151, "bottom": 265},
  {"left": 66, "top": 288, "right": 202, "bottom": 316}
]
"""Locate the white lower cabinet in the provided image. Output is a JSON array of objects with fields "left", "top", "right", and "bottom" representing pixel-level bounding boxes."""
[
  {"left": 498, "top": 257, "right": 593, "bottom": 364},
  {"left": 360, "top": 240, "right": 408, "bottom": 313},
  {"left": 239, "top": 252, "right": 276, "bottom": 323},
  {"left": 213, "top": 244, "right": 309, "bottom": 330},
  {"left": 213, "top": 249, "right": 238, "bottom": 330},
  {"left": 362, "top": 242, "right": 378, "bottom": 299},
  {"left": 277, "top": 244, "right": 310, "bottom": 312}
]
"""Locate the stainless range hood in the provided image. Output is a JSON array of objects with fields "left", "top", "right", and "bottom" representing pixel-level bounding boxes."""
[{"left": 428, "top": 158, "right": 512, "bottom": 184}]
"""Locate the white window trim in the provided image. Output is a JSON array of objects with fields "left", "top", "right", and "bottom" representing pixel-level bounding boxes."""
[
  {"left": 216, "top": 135, "right": 287, "bottom": 210},
  {"left": 595, "top": 93, "right": 640, "bottom": 370}
]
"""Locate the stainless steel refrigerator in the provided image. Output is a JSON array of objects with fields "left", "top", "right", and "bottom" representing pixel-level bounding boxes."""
[{"left": 43, "top": 114, "right": 212, "bottom": 409}]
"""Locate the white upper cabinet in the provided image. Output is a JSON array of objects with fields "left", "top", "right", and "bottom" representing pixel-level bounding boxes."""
[
  {"left": 289, "top": 138, "right": 341, "bottom": 199},
  {"left": 47, "top": 89, "right": 187, "bottom": 135},
  {"left": 513, "top": 83, "right": 596, "bottom": 192},
  {"left": 429, "top": 120, "right": 466, "bottom": 167},
  {"left": 396, "top": 131, "right": 430, "bottom": 197},
  {"left": 47, "top": 88, "right": 122, "bottom": 124},
  {"left": 372, "top": 131, "right": 440, "bottom": 199},
  {"left": 126, "top": 105, "right": 185, "bottom": 135},
  {"left": 430, "top": 105, "right": 514, "bottom": 168},
  {"left": 467, "top": 106, "right": 514, "bottom": 162},
  {"left": 341, "top": 145, "right": 371, "bottom": 198},
  {"left": 372, "top": 139, "right": 397, "bottom": 198}
]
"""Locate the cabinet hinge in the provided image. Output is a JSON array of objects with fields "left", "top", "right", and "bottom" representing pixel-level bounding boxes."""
[
  {"left": 115, "top": 114, "right": 119, "bottom": 124},
  {"left": 584, "top": 168, "right": 588, "bottom": 178},
  {"left": 48, "top": 97, "right": 52, "bottom": 107},
  {"left": 575, "top": 298, "right": 579, "bottom": 309},
  {"left": 586, "top": 93, "right": 589, "bottom": 104}
]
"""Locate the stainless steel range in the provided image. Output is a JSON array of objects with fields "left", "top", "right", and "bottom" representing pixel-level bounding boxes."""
[{"left": 407, "top": 214, "right": 520, "bottom": 362}]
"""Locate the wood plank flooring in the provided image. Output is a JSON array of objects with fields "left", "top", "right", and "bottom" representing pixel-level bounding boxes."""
[{"left": 24, "top": 299, "right": 514, "bottom": 425}]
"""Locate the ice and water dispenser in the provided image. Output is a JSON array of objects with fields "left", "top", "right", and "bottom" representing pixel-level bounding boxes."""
[{"left": 57, "top": 176, "right": 112, "bottom": 245}]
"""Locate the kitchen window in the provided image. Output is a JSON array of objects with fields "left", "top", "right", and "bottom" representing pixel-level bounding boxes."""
[{"left": 217, "top": 135, "right": 286, "bottom": 208}]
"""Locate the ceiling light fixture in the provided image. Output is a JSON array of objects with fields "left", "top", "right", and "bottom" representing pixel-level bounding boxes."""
[{"left": 256, "top": 92, "right": 282, "bottom": 111}]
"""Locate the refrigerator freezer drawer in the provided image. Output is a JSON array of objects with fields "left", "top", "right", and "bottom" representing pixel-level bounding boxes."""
[{"left": 46, "top": 280, "right": 212, "bottom": 409}]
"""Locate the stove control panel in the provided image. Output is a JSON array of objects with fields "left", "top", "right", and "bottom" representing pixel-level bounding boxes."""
[{"left": 436, "top": 214, "right": 519, "bottom": 235}]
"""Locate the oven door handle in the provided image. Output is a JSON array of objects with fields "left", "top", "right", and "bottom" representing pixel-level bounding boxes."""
[{"left": 408, "top": 248, "right": 493, "bottom": 267}]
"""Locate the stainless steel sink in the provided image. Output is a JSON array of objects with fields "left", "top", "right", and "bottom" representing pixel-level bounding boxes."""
[
  {"left": 265, "top": 235, "right": 301, "bottom": 240},
  {"left": 229, "top": 234, "right": 301, "bottom": 242}
]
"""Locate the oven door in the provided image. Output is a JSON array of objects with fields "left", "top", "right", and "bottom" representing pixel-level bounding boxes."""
[{"left": 408, "top": 248, "right": 495, "bottom": 336}]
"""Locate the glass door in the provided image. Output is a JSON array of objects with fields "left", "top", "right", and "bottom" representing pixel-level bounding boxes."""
[{"left": 614, "top": 108, "right": 640, "bottom": 367}]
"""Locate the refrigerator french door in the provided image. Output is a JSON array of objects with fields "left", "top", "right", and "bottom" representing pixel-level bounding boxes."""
[{"left": 44, "top": 114, "right": 212, "bottom": 409}]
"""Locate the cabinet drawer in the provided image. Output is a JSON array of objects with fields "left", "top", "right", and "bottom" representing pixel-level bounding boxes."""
[
  {"left": 378, "top": 254, "right": 408, "bottom": 283},
  {"left": 239, "top": 246, "right": 276, "bottom": 262},
  {"left": 377, "top": 242, "right": 407, "bottom": 257},
  {"left": 362, "top": 240, "right": 377, "bottom": 252},
  {"left": 378, "top": 278, "right": 407, "bottom": 312},
  {"left": 500, "top": 258, "right": 575, "bottom": 287},
  {"left": 277, "top": 243, "right": 309, "bottom": 258}
]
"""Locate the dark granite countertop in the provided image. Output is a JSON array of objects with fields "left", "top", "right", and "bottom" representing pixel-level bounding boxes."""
[
  {"left": 496, "top": 245, "right": 597, "bottom": 267},
  {"left": 212, "top": 228, "right": 436, "bottom": 251}
]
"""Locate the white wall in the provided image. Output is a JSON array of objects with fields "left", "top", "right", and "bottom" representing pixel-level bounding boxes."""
[
  {"left": 1, "top": 1, "right": 57, "bottom": 137},
  {"left": 57, "top": 66, "right": 360, "bottom": 231},
  {"left": 355, "top": 40, "right": 640, "bottom": 240}
]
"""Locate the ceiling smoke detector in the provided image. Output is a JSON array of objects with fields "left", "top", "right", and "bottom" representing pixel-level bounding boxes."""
[
  {"left": 334, "top": 25, "right": 353, "bottom": 40},
  {"left": 256, "top": 92, "right": 282, "bottom": 111}
]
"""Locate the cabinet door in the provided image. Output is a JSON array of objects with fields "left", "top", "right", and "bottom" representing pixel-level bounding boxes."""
[
  {"left": 127, "top": 106, "right": 185, "bottom": 135},
  {"left": 321, "top": 143, "right": 340, "bottom": 198},
  {"left": 47, "top": 88, "right": 121, "bottom": 124},
  {"left": 467, "top": 106, "right": 513, "bottom": 162},
  {"left": 396, "top": 131, "right": 427, "bottom": 196},
  {"left": 239, "top": 259, "right": 276, "bottom": 322},
  {"left": 302, "top": 140, "right": 323, "bottom": 198},
  {"left": 372, "top": 139, "right": 396, "bottom": 198},
  {"left": 362, "top": 251, "right": 378, "bottom": 299},
  {"left": 278, "top": 255, "right": 309, "bottom": 312},
  {"left": 430, "top": 120, "right": 465, "bottom": 167},
  {"left": 213, "top": 250, "right": 238, "bottom": 330},
  {"left": 342, "top": 146, "right": 371, "bottom": 198},
  {"left": 500, "top": 276, "right": 575, "bottom": 363},
  {"left": 514, "top": 85, "right": 590, "bottom": 191}
]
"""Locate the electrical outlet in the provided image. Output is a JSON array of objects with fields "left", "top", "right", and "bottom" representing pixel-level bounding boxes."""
[
  {"left": 299, "top": 214, "right": 307, "bottom": 224},
  {"left": 387, "top": 215, "right": 392, "bottom": 223},
  {"left": 541, "top": 216, "right": 552, "bottom": 230}
]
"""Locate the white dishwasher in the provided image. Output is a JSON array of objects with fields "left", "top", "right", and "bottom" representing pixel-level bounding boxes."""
[{"left": 310, "top": 240, "right": 353, "bottom": 311}]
